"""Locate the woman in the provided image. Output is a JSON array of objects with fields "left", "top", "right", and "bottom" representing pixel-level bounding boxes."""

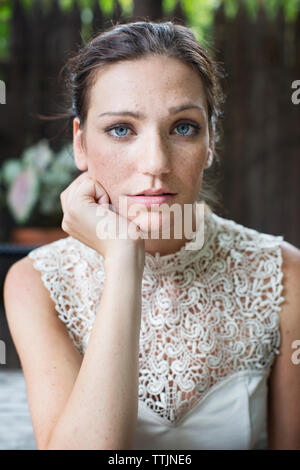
[{"left": 3, "top": 20, "right": 300, "bottom": 450}]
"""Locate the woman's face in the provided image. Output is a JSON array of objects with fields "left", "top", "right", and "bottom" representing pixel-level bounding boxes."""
[{"left": 73, "top": 54, "right": 213, "bottom": 237}]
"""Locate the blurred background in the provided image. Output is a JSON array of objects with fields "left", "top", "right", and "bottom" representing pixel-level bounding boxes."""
[{"left": 0, "top": 0, "right": 299, "bottom": 449}]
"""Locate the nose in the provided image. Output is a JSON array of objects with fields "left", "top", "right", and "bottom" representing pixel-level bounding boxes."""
[{"left": 137, "top": 130, "right": 172, "bottom": 177}]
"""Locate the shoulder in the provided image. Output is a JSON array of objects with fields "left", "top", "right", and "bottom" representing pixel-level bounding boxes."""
[
  {"left": 3, "top": 255, "right": 60, "bottom": 365},
  {"left": 3, "top": 238, "right": 79, "bottom": 322},
  {"left": 267, "top": 240, "right": 300, "bottom": 448},
  {"left": 280, "top": 240, "right": 300, "bottom": 291},
  {"left": 5, "top": 255, "right": 46, "bottom": 294},
  {"left": 277, "top": 240, "right": 300, "bottom": 330},
  {"left": 27, "top": 236, "right": 80, "bottom": 267},
  {"left": 4, "top": 237, "right": 75, "bottom": 304},
  {"left": 3, "top": 254, "right": 83, "bottom": 449},
  {"left": 4, "top": 255, "right": 56, "bottom": 319},
  {"left": 276, "top": 239, "right": 300, "bottom": 357},
  {"left": 211, "top": 213, "right": 285, "bottom": 264},
  {"left": 27, "top": 235, "right": 104, "bottom": 274},
  {"left": 210, "top": 212, "right": 284, "bottom": 251}
]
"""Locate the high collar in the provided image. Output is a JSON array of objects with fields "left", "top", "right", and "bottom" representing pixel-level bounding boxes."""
[{"left": 143, "top": 202, "right": 215, "bottom": 275}]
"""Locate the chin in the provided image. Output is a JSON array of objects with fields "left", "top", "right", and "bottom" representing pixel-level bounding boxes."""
[{"left": 131, "top": 210, "right": 178, "bottom": 239}]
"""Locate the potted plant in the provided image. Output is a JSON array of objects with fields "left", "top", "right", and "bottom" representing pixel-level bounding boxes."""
[{"left": 0, "top": 139, "right": 80, "bottom": 245}]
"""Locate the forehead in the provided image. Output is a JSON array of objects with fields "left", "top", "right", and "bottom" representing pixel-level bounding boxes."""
[{"left": 88, "top": 55, "right": 207, "bottom": 112}]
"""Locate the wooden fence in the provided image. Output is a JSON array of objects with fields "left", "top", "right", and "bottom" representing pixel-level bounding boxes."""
[
  {"left": 0, "top": 0, "right": 185, "bottom": 158},
  {"left": 213, "top": 3, "right": 300, "bottom": 245},
  {"left": 0, "top": 0, "right": 299, "bottom": 247}
]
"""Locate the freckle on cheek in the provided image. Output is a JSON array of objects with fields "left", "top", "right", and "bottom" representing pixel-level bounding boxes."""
[{"left": 94, "top": 158, "right": 108, "bottom": 169}]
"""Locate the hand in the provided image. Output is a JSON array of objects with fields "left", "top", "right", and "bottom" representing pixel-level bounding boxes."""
[{"left": 60, "top": 172, "right": 145, "bottom": 264}]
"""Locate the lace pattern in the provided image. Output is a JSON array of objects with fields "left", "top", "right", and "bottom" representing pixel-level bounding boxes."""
[{"left": 28, "top": 204, "right": 285, "bottom": 423}]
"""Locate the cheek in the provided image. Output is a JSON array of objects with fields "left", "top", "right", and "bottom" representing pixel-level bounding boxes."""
[
  {"left": 92, "top": 156, "right": 115, "bottom": 183},
  {"left": 175, "top": 150, "right": 206, "bottom": 187},
  {"left": 88, "top": 152, "right": 131, "bottom": 196}
]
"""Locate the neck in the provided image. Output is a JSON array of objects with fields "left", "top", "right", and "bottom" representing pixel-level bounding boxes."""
[{"left": 144, "top": 202, "right": 201, "bottom": 256}]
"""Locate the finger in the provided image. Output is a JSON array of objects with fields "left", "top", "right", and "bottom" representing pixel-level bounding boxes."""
[
  {"left": 69, "top": 171, "right": 89, "bottom": 187},
  {"left": 68, "top": 171, "right": 90, "bottom": 193},
  {"left": 98, "top": 192, "right": 110, "bottom": 204},
  {"left": 92, "top": 179, "right": 109, "bottom": 203},
  {"left": 76, "top": 176, "right": 108, "bottom": 204},
  {"left": 60, "top": 171, "right": 89, "bottom": 205}
]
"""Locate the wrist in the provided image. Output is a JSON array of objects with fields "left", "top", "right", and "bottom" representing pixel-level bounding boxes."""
[{"left": 104, "top": 246, "right": 145, "bottom": 278}]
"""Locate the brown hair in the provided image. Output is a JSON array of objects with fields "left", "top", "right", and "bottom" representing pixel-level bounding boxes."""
[{"left": 50, "top": 20, "right": 226, "bottom": 211}]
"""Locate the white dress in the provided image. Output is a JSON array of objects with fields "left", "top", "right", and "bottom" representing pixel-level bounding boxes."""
[{"left": 28, "top": 203, "right": 285, "bottom": 450}]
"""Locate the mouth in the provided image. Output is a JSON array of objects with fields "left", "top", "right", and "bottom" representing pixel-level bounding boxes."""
[
  {"left": 136, "top": 193, "right": 174, "bottom": 196},
  {"left": 128, "top": 193, "right": 177, "bottom": 207}
]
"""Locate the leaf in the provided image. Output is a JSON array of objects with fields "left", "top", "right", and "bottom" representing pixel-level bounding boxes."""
[
  {"left": 1, "top": 159, "right": 22, "bottom": 186},
  {"left": 6, "top": 166, "right": 39, "bottom": 225},
  {"left": 23, "top": 139, "right": 53, "bottom": 173}
]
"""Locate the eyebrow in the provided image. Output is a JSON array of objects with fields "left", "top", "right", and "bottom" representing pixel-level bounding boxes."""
[{"left": 97, "top": 104, "right": 205, "bottom": 119}]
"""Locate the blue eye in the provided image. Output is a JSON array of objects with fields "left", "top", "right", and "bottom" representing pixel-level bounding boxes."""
[
  {"left": 105, "top": 121, "right": 201, "bottom": 140},
  {"left": 174, "top": 123, "right": 198, "bottom": 136},
  {"left": 109, "top": 126, "right": 129, "bottom": 138}
]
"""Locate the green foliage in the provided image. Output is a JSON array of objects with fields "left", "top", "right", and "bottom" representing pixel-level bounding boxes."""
[
  {"left": 0, "top": 3, "right": 11, "bottom": 20},
  {"left": 0, "top": 20, "right": 9, "bottom": 61},
  {"left": 0, "top": 0, "right": 299, "bottom": 62},
  {"left": 0, "top": 0, "right": 11, "bottom": 60},
  {"left": 21, "top": 0, "right": 34, "bottom": 11},
  {"left": 163, "top": 0, "right": 178, "bottom": 14},
  {"left": 6, "top": 166, "right": 40, "bottom": 225},
  {"left": 78, "top": 0, "right": 92, "bottom": 8},
  {"left": 0, "top": 140, "right": 79, "bottom": 227},
  {"left": 177, "top": 0, "right": 300, "bottom": 41},
  {"left": 0, "top": 0, "right": 299, "bottom": 60},
  {"left": 284, "top": 0, "right": 300, "bottom": 21},
  {"left": 59, "top": 0, "right": 74, "bottom": 11},
  {"left": 243, "top": 0, "right": 259, "bottom": 19},
  {"left": 99, "top": 0, "right": 114, "bottom": 16},
  {"left": 223, "top": 0, "right": 238, "bottom": 18},
  {"left": 118, "top": 0, "right": 133, "bottom": 16},
  {"left": 181, "top": 0, "right": 220, "bottom": 42}
]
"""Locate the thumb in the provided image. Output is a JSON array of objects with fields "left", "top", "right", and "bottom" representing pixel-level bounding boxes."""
[
  {"left": 98, "top": 192, "right": 110, "bottom": 204},
  {"left": 93, "top": 180, "right": 110, "bottom": 204},
  {"left": 93, "top": 180, "right": 109, "bottom": 204}
]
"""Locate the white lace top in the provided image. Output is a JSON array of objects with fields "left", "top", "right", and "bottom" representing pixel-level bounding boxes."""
[{"left": 28, "top": 203, "right": 285, "bottom": 450}]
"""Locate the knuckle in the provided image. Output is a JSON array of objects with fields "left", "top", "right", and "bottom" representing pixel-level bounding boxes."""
[
  {"left": 60, "top": 191, "right": 66, "bottom": 204},
  {"left": 61, "top": 219, "right": 68, "bottom": 232}
]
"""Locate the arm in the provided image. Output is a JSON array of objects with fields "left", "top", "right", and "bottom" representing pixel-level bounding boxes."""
[
  {"left": 46, "top": 252, "right": 143, "bottom": 450},
  {"left": 267, "top": 240, "right": 300, "bottom": 450},
  {"left": 4, "top": 250, "right": 144, "bottom": 450}
]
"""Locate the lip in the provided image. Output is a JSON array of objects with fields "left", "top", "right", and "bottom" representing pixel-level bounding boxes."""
[
  {"left": 131, "top": 188, "right": 176, "bottom": 196},
  {"left": 128, "top": 194, "right": 176, "bottom": 207}
]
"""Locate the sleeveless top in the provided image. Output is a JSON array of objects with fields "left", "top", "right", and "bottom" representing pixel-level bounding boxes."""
[{"left": 28, "top": 203, "right": 285, "bottom": 450}]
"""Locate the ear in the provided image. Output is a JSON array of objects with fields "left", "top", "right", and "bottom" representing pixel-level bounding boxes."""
[
  {"left": 204, "top": 128, "right": 215, "bottom": 169},
  {"left": 73, "top": 117, "right": 88, "bottom": 171},
  {"left": 204, "top": 146, "right": 214, "bottom": 169}
]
